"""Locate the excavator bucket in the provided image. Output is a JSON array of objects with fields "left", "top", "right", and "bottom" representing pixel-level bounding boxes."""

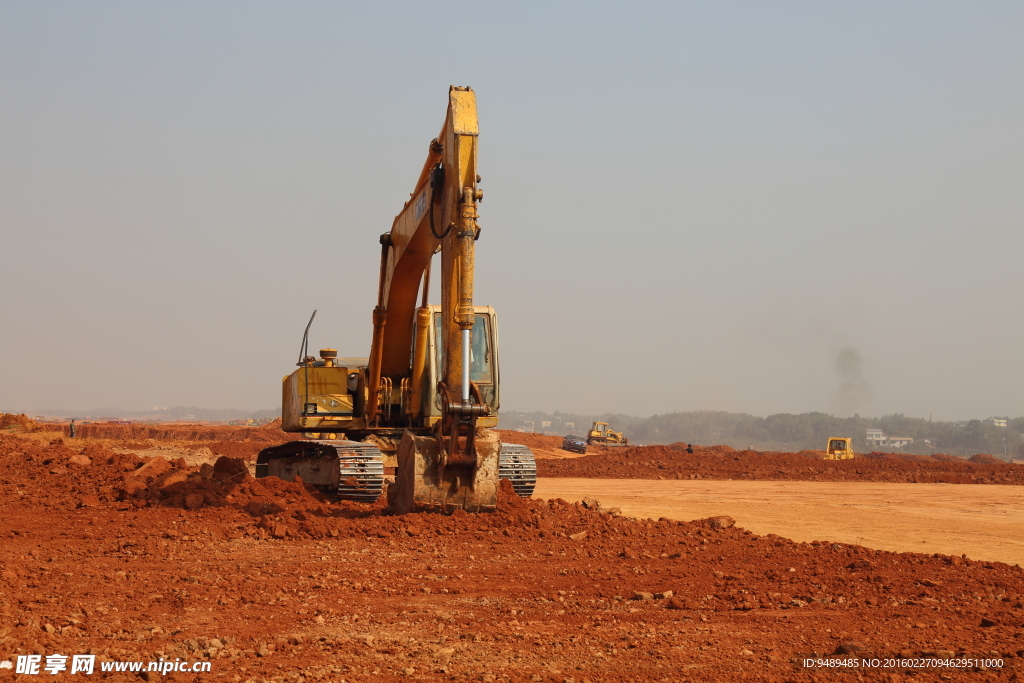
[{"left": 389, "top": 428, "right": 500, "bottom": 514}]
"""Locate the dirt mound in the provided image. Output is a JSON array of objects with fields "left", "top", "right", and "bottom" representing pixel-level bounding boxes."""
[
  {"left": 860, "top": 451, "right": 937, "bottom": 462},
  {"left": 0, "top": 413, "right": 55, "bottom": 433},
  {"left": 539, "top": 444, "right": 1024, "bottom": 485},
  {"left": 2, "top": 429, "right": 1023, "bottom": 681},
  {"left": 53, "top": 420, "right": 292, "bottom": 444},
  {"left": 665, "top": 443, "right": 738, "bottom": 456},
  {"left": 970, "top": 453, "right": 1003, "bottom": 465},
  {"left": 494, "top": 429, "right": 565, "bottom": 451},
  {"left": 699, "top": 444, "right": 736, "bottom": 455},
  {"left": 205, "top": 439, "right": 271, "bottom": 460},
  {"left": 930, "top": 453, "right": 968, "bottom": 462}
]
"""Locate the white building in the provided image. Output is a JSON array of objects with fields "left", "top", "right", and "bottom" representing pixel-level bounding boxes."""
[
  {"left": 866, "top": 429, "right": 886, "bottom": 446},
  {"left": 865, "top": 428, "right": 913, "bottom": 450},
  {"left": 984, "top": 418, "right": 1007, "bottom": 428}
]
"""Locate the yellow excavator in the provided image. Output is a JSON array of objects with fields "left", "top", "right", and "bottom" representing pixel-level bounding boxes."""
[
  {"left": 587, "top": 421, "right": 628, "bottom": 446},
  {"left": 256, "top": 87, "right": 536, "bottom": 513}
]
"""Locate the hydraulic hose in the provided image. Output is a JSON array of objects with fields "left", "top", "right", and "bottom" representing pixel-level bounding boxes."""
[{"left": 429, "top": 164, "right": 452, "bottom": 240}]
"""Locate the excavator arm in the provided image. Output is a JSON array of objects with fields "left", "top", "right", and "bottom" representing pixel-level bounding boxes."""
[
  {"left": 367, "top": 86, "right": 481, "bottom": 423},
  {"left": 365, "top": 87, "right": 502, "bottom": 512}
]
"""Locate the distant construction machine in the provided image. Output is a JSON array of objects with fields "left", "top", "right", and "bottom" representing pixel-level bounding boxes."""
[
  {"left": 825, "top": 437, "right": 855, "bottom": 460},
  {"left": 255, "top": 87, "right": 536, "bottom": 513},
  {"left": 587, "top": 421, "right": 629, "bottom": 447}
]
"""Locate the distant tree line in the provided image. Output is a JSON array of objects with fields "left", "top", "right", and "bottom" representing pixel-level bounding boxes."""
[{"left": 500, "top": 409, "right": 1024, "bottom": 460}]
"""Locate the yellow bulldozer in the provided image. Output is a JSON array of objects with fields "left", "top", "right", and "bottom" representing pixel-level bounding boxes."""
[
  {"left": 256, "top": 87, "right": 536, "bottom": 513},
  {"left": 825, "top": 437, "right": 855, "bottom": 460},
  {"left": 587, "top": 421, "right": 629, "bottom": 446}
]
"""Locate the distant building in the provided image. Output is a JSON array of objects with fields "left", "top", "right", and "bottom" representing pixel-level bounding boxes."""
[
  {"left": 984, "top": 418, "right": 1007, "bottom": 428},
  {"left": 865, "top": 428, "right": 912, "bottom": 450}
]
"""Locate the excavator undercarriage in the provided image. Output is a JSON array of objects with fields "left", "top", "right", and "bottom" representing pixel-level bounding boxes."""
[{"left": 256, "top": 440, "right": 386, "bottom": 503}]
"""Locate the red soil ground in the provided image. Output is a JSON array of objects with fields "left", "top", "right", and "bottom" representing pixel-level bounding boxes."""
[
  {"left": 4, "top": 416, "right": 293, "bottom": 462},
  {"left": 537, "top": 443, "right": 1024, "bottom": 486},
  {"left": 49, "top": 419, "right": 293, "bottom": 445},
  {"left": 1, "top": 430, "right": 1022, "bottom": 682}
]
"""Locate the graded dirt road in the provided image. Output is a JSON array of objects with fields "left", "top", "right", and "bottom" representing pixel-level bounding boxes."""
[{"left": 535, "top": 479, "right": 1024, "bottom": 567}]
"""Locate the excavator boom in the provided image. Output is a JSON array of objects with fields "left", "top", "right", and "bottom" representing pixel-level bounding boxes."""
[{"left": 368, "top": 86, "right": 482, "bottom": 421}]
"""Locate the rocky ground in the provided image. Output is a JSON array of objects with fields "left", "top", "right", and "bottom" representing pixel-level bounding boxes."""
[{"left": 0, "top": 419, "right": 1022, "bottom": 681}]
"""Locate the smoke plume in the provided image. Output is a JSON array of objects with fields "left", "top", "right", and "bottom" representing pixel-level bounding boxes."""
[{"left": 834, "top": 348, "right": 871, "bottom": 416}]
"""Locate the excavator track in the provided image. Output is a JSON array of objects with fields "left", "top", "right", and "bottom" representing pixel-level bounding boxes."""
[
  {"left": 256, "top": 440, "right": 385, "bottom": 503},
  {"left": 498, "top": 443, "right": 536, "bottom": 497}
]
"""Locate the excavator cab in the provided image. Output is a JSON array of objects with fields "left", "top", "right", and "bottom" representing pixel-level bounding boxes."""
[{"left": 429, "top": 308, "right": 499, "bottom": 417}]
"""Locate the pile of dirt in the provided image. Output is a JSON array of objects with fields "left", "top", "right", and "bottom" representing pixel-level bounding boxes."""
[
  {"left": 539, "top": 444, "right": 1024, "bottom": 485},
  {"left": 0, "top": 434, "right": 314, "bottom": 519},
  {"left": 53, "top": 420, "right": 293, "bottom": 443},
  {"left": 859, "top": 451, "right": 942, "bottom": 462},
  {"left": 205, "top": 439, "right": 275, "bottom": 460},
  {"left": 0, "top": 413, "right": 51, "bottom": 433},
  {"left": 667, "top": 442, "right": 737, "bottom": 456},
  {"left": 494, "top": 430, "right": 566, "bottom": 451},
  {"left": 1, "top": 429, "right": 1022, "bottom": 681},
  {"left": 931, "top": 453, "right": 968, "bottom": 463}
]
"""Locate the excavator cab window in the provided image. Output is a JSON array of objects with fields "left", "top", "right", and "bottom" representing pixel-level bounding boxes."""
[
  {"left": 470, "top": 315, "right": 493, "bottom": 383},
  {"left": 433, "top": 313, "right": 494, "bottom": 385}
]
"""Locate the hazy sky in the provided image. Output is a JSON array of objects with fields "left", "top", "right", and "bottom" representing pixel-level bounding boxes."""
[{"left": 2, "top": 2, "right": 1022, "bottom": 420}]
